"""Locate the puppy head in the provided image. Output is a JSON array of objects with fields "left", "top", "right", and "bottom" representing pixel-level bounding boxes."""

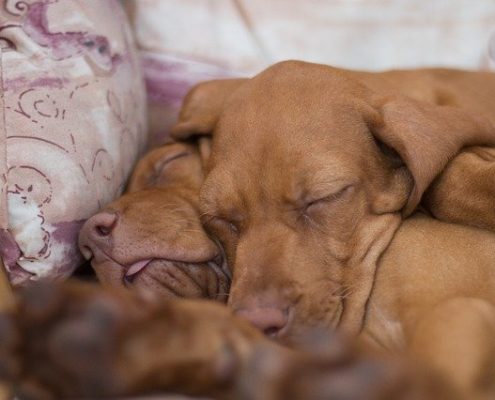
[
  {"left": 172, "top": 61, "right": 495, "bottom": 343},
  {"left": 79, "top": 142, "right": 230, "bottom": 302}
]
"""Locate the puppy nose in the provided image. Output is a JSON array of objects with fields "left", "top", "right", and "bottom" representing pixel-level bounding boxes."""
[
  {"left": 235, "top": 306, "right": 289, "bottom": 337},
  {"left": 79, "top": 212, "right": 118, "bottom": 259}
]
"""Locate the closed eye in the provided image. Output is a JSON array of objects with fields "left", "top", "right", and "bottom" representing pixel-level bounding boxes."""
[
  {"left": 150, "top": 151, "right": 191, "bottom": 183},
  {"left": 304, "top": 184, "right": 354, "bottom": 212},
  {"left": 203, "top": 215, "right": 239, "bottom": 236}
]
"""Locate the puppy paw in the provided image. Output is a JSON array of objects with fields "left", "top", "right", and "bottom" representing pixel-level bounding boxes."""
[{"left": 0, "top": 282, "right": 157, "bottom": 398}]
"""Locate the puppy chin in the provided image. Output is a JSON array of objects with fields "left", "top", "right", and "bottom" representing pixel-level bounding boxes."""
[
  {"left": 129, "top": 260, "right": 230, "bottom": 301},
  {"left": 90, "top": 253, "right": 125, "bottom": 286}
]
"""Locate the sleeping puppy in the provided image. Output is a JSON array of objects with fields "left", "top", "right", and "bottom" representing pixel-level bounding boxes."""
[
  {"left": 170, "top": 61, "right": 495, "bottom": 399},
  {"left": 78, "top": 141, "right": 230, "bottom": 301},
  {"left": 0, "top": 281, "right": 456, "bottom": 400}
]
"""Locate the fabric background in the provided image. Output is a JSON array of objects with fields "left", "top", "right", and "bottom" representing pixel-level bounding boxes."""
[{"left": 126, "top": 0, "right": 495, "bottom": 143}]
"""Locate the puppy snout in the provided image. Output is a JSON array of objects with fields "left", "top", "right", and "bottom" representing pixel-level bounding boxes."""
[
  {"left": 236, "top": 306, "right": 289, "bottom": 337},
  {"left": 234, "top": 294, "right": 291, "bottom": 337},
  {"left": 79, "top": 212, "right": 118, "bottom": 259}
]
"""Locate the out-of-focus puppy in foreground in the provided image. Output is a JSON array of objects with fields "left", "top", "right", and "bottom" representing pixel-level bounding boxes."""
[{"left": 0, "top": 281, "right": 455, "bottom": 400}]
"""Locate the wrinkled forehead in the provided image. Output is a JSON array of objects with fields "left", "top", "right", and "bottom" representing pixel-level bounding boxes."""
[
  {"left": 210, "top": 79, "right": 376, "bottom": 178},
  {"left": 202, "top": 65, "right": 384, "bottom": 203},
  {"left": 215, "top": 68, "right": 375, "bottom": 150},
  {"left": 205, "top": 122, "right": 378, "bottom": 208},
  {"left": 204, "top": 148, "right": 364, "bottom": 208}
]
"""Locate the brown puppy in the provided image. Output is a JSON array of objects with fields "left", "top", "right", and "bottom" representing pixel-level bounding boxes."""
[
  {"left": 0, "top": 281, "right": 456, "bottom": 400},
  {"left": 79, "top": 141, "right": 230, "bottom": 301},
  {"left": 171, "top": 61, "right": 495, "bottom": 398}
]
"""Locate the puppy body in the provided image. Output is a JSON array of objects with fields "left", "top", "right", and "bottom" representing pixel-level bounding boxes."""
[
  {"left": 367, "top": 215, "right": 495, "bottom": 345},
  {"left": 363, "top": 214, "right": 495, "bottom": 396}
]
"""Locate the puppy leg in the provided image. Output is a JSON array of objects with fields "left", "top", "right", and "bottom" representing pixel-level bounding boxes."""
[
  {"left": 424, "top": 147, "right": 495, "bottom": 232},
  {"left": 408, "top": 297, "right": 495, "bottom": 400}
]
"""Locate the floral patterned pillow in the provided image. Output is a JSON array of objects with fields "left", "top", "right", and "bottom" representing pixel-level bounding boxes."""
[{"left": 0, "top": 0, "right": 147, "bottom": 285}]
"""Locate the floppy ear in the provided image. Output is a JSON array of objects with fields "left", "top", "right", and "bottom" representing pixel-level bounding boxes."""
[
  {"left": 372, "top": 95, "right": 495, "bottom": 216},
  {"left": 171, "top": 78, "right": 246, "bottom": 140}
]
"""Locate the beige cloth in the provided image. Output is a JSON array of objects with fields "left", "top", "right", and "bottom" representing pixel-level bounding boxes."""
[
  {"left": 130, "top": 0, "right": 495, "bottom": 74},
  {"left": 127, "top": 0, "right": 495, "bottom": 144}
]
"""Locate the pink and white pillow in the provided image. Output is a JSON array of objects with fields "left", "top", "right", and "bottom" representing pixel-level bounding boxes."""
[{"left": 0, "top": 0, "right": 147, "bottom": 285}]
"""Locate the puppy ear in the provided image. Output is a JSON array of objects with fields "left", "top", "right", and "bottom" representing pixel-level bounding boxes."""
[
  {"left": 171, "top": 79, "right": 246, "bottom": 140},
  {"left": 372, "top": 95, "right": 495, "bottom": 216}
]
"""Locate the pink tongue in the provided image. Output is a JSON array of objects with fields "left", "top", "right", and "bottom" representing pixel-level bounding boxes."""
[{"left": 126, "top": 259, "right": 152, "bottom": 276}]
